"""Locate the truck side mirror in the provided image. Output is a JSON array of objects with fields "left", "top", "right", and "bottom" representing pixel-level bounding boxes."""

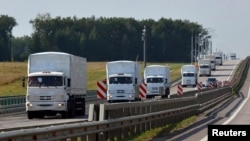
[
  {"left": 135, "top": 78, "right": 137, "bottom": 84},
  {"left": 67, "top": 79, "right": 71, "bottom": 87},
  {"left": 165, "top": 79, "right": 168, "bottom": 83}
]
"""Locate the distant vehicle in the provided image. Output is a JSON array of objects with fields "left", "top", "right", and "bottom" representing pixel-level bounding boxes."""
[
  {"left": 144, "top": 65, "right": 171, "bottom": 98},
  {"left": 204, "top": 54, "right": 216, "bottom": 70},
  {"left": 195, "top": 84, "right": 209, "bottom": 90},
  {"left": 205, "top": 77, "right": 218, "bottom": 88},
  {"left": 106, "top": 60, "right": 141, "bottom": 103},
  {"left": 213, "top": 51, "right": 223, "bottom": 65},
  {"left": 230, "top": 53, "right": 236, "bottom": 60},
  {"left": 198, "top": 59, "right": 211, "bottom": 76},
  {"left": 181, "top": 65, "right": 198, "bottom": 87}
]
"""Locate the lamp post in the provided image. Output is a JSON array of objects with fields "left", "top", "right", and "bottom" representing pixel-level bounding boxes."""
[
  {"left": 142, "top": 25, "right": 147, "bottom": 68},
  {"left": 191, "top": 31, "right": 194, "bottom": 64}
]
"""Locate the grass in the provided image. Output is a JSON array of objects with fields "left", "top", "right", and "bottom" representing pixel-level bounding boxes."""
[
  {"left": 0, "top": 61, "right": 187, "bottom": 96},
  {"left": 131, "top": 116, "right": 197, "bottom": 141}
]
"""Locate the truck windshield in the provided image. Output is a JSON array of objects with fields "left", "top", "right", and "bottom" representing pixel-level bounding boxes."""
[
  {"left": 200, "top": 65, "right": 210, "bottom": 68},
  {"left": 28, "top": 76, "right": 63, "bottom": 87},
  {"left": 147, "top": 78, "right": 163, "bottom": 83},
  {"left": 109, "top": 76, "right": 132, "bottom": 84},
  {"left": 183, "top": 73, "right": 195, "bottom": 77}
]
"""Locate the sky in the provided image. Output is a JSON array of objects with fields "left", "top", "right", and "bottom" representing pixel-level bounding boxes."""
[{"left": 1, "top": 0, "right": 250, "bottom": 59}]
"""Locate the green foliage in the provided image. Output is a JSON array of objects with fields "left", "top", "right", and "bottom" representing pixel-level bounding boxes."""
[
  {"left": 0, "top": 15, "right": 17, "bottom": 61},
  {"left": 132, "top": 116, "right": 197, "bottom": 141},
  {"left": 1, "top": 14, "right": 207, "bottom": 62}
]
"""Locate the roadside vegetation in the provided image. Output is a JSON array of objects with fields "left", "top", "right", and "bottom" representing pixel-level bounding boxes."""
[
  {"left": 131, "top": 116, "right": 198, "bottom": 141},
  {"left": 0, "top": 61, "right": 186, "bottom": 96}
]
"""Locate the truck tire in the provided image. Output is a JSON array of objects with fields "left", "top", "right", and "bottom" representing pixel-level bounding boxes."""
[
  {"left": 61, "top": 111, "right": 69, "bottom": 118},
  {"left": 61, "top": 100, "right": 72, "bottom": 119},
  {"left": 27, "top": 111, "right": 34, "bottom": 119},
  {"left": 76, "top": 98, "right": 85, "bottom": 116},
  {"left": 69, "top": 99, "right": 76, "bottom": 118},
  {"left": 37, "top": 112, "right": 44, "bottom": 119}
]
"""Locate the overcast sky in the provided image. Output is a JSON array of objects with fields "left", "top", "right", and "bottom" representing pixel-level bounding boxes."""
[{"left": 1, "top": 0, "right": 250, "bottom": 59}]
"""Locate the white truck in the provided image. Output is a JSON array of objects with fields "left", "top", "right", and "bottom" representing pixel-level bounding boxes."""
[
  {"left": 106, "top": 60, "right": 141, "bottom": 102},
  {"left": 181, "top": 65, "right": 198, "bottom": 87},
  {"left": 230, "top": 53, "right": 236, "bottom": 60},
  {"left": 213, "top": 51, "right": 223, "bottom": 65},
  {"left": 198, "top": 59, "right": 211, "bottom": 76},
  {"left": 144, "top": 65, "right": 171, "bottom": 98},
  {"left": 204, "top": 54, "right": 216, "bottom": 70},
  {"left": 26, "top": 52, "right": 87, "bottom": 119}
]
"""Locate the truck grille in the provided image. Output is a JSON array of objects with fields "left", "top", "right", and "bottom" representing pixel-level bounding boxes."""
[
  {"left": 40, "top": 96, "right": 51, "bottom": 100},
  {"left": 117, "top": 90, "right": 125, "bottom": 93}
]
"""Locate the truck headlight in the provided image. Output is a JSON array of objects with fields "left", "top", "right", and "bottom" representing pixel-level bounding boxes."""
[
  {"left": 58, "top": 103, "right": 65, "bottom": 107},
  {"left": 26, "top": 103, "right": 33, "bottom": 107},
  {"left": 107, "top": 94, "right": 113, "bottom": 99}
]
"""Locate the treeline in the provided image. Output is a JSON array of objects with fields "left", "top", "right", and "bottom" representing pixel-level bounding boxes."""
[{"left": 0, "top": 13, "right": 207, "bottom": 62}]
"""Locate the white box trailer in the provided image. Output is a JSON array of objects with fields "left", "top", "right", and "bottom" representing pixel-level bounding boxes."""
[
  {"left": 181, "top": 65, "right": 198, "bottom": 87},
  {"left": 198, "top": 59, "right": 211, "bottom": 76},
  {"left": 230, "top": 53, "right": 236, "bottom": 60},
  {"left": 204, "top": 54, "right": 216, "bottom": 70},
  {"left": 144, "top": 65, "right": 170, "bottom": 98},
  {"left": 106, "top": 60, "right": 141, "bottom": 102},
  {"left": 26, "top": 52, "right": 87, "bottom": 119},
  {"left": 213, "top": 51, "right": 223, "bottom": 65}
]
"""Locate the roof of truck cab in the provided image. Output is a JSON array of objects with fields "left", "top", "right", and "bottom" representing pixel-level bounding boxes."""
[
  {"left": 31, "top": 52, "right": 71, "bottom": 56},
  {"left": 28, "top": 71, "right": 64, "bottom": 76}
]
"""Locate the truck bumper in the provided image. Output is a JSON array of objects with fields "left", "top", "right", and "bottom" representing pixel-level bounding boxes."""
[{"left": 26, "top": 101, "right": 67, "bottom": 111}]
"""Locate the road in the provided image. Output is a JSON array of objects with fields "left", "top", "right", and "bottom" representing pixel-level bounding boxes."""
[
  {"left": 153, "top": 59, "right": 247, "bottom": 141},
  {"left": 0, "top": 59, "right": 242, "bottom": 139}
]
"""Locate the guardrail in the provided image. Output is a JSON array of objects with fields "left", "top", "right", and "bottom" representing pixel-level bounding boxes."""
[{"left": 0, "top": 87, "right": 232, "bottom": 141}]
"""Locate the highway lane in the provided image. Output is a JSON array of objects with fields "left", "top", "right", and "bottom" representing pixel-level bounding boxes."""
[
  {"left": 199, "top": 59, "right": 250, "bottom": 141},
  {"left": 152, "top": 59, "right": 243, "bottom": 141},
  {"left": 0, "top": 104, "right": 91, "bottom": 132}
]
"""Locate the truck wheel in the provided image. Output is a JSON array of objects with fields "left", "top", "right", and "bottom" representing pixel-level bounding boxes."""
[
  {"left": 37, "top": 113, "right": 44, "bottom": 119},
  {"left": 76, "top": 98, "right": 85, "bottom": 116},
  {"left": 61, "top": 111, "right": 69, "bottom": 119},
  {"left": 27, "top": 111, "right": 34, "bottom": 119},
  {"left": 62, "top": 100, "right": 71, "bottom": 118},
  {"left": 164, "top": 88, "right": 170, "bottom": 98},
  {"left": 69, "top": 99, "right": 76, "bottom": 118}
]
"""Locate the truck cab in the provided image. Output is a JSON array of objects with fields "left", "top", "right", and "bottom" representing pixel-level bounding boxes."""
[
  {"left": 181, "top": 65, "right": 197, "bottom": 87},
  {"left": 144, "top": 65, "right": 170, "bottom": 98},
  {"left": 106, "top": 61, "right": 141, "bottom": 103}
]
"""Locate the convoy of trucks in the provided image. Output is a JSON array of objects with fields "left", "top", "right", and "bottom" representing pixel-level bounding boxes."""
[
  {"left": 23, "top": 49, "right": 228, "bottom": 119},
  {"left": 181, "top": 65, "right": 198, "bottom": 87},
  {"left": 198, "top": 59, "right": 211, "bottom": 76},
  {"left": 144, "top": 65, "right": 171, "bottom": 98},
  {"left": 105, "top": 60, "right": 141, "bottom": 102},
  {"left": 26, "top": 52, "right": 87, "bottom": 119}
]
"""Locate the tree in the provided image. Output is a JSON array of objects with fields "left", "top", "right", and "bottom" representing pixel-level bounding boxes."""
[{"left": 0, "top": 15, "right": 17, "bottom": 61}]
